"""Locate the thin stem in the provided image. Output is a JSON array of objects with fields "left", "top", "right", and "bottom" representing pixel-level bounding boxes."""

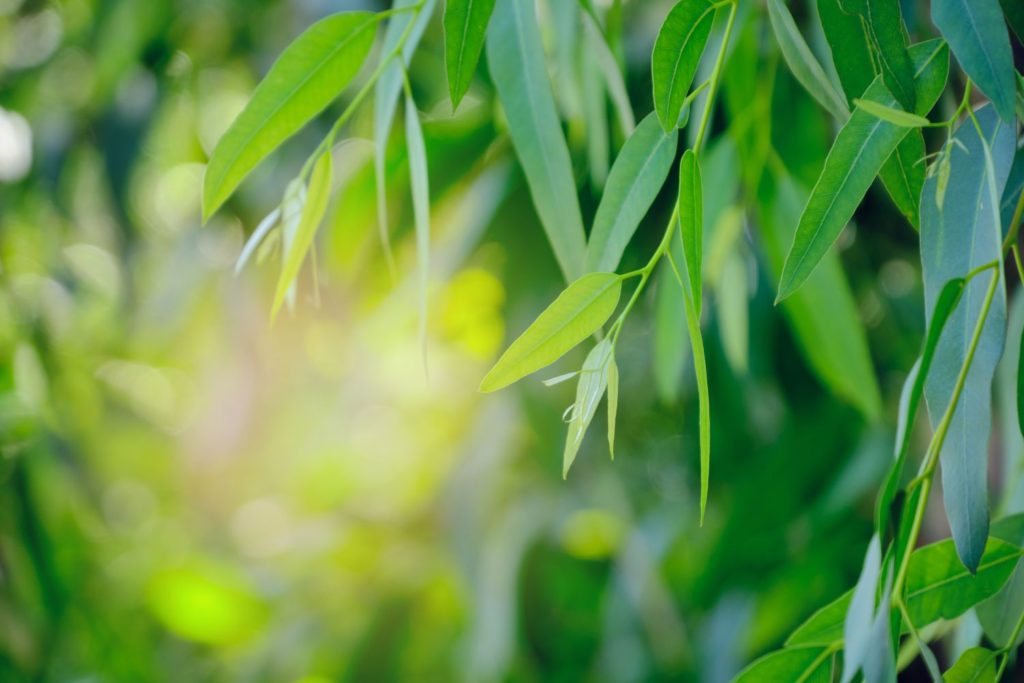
[{"left": 693, "top": 1, "right": 737, "bottom": 154}]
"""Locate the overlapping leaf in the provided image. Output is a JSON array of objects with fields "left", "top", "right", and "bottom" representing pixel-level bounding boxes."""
[
  {"left": 651, "top": 0, "right": 716, "bottom": 132},
  {"left": 444, "top": 0, "right": 496, "bottom": 109}
]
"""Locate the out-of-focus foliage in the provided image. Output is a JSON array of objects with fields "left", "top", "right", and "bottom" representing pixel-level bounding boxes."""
[{"left": 1, "top": 0, "right": 1023, "bottom": 681}]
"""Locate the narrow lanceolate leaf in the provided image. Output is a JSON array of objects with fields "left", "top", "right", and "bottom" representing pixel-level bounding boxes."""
[
  {"left": 486, "top": 0, "right": 587, "bottom": 281},
  {"left": 405, "top": 92, "right": 430, "bottom": 365},
  {"left": 586, "top": 113, "right": 677, "bottom": 272},
  {"left": 977, "top": 514, "right": 1024, "bottom": 648},
  {"left": 375, "top": 0, "right": 436, "bottom": 270},
  {"left": 787, "top": 590, "right": 851, "bottom": 647},
  {"left": 759, "top": 167, "right": 882, "bottom": 420},
  {"left": 841, "top": 535, "right": 880, "bottom": 683},
  {"left": 932, "top": 0, "right": 1016, "bottom": 124},
  {"left": 582, "top": 12, "right": 636, "bottom": 136},
  {"left": 841, "top": 0, "right": 916, "bottom": 112},
  {"left": 861, "top": 574, "right": 894, "bottom": 683},
  {"left": 853, "top": 98, "right": 930, "bottom": 127},
  {"left": 582, "top": 30, "right": 610, "bottom": 190},
  {"left": 766, "top": 0, "right": 849, "bottom": 120},
  {"left": 272, "top": 153, "right": 332, "bottom": 318},
  {"left": 879, "top": 131, "right": 926, "bottom": 229},
  {"left": 236, "top": 207, "right": 281, "bottom": 274},
  {"left": 444, "top": 0, "right": 497, "bottom": 109},
  {"left": 606, "top": 355, "right": 618, "bottom": 459},
  {"left": 564, "top": 340, "right": 613, "bottom": 477},
  {"left": 480, "top": 273, "right": 622, "bottom": 392},
  {"left": 817, "top": 0, "right": 873, "bottom": 105},
  {"left": 731, "top": 646, "right": 833, "bottom": 683},
  {"left": 878, "top": 278, "right": 966, "bottom": 537},
  {"left": 776, "top": 40, "right": 949, "bottom": 302},
  {"left": 677, "top": 271, "right": 711, "bottom": 525},
  {"left": 944, "top": 647, "right": 997, "bottom": 683},
  {"left": 677, "top": 150, "right": 704, "bottom": 316},
  {"left": 905, "top": 538, "right": 1021, "bottom": 627},
  {"left": 203, "top": 12, "right": 377, "bottom": 220},
  {"left": 651, "top": 0, "right": 716, "bottom": 132},
  {"left": 921, "top": 106, "right": 1014, "bottom": 571}
]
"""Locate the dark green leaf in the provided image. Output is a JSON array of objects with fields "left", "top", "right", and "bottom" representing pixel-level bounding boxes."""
[
  {"left": 776, "top": 40, "right": 949, "bottom": 301},
  {"left": 786, "top": 590, "right": 850, "bottom": 647},
  {"left": 920, "top": 106, "right": 1014, "bottom": 570},
  {"left": 585, "top": 112, "right": 678, "bottom": 272},
  {"left": 203, "top": 12, "right": 378, "bottom": 220},
  {"left": 841, "top": 0, "right": 916, "bottom": 111},
  {"left": 1002, "top": 0, "right": 1024, "bottom": 43},
  {"left": 486, "top": 0, "right": 588, "bottom": 281},
  {"left": 932, "top": 0, "right": 1016, "bottom": 123},
  {"left": 651, "top": 0, "right": 716, "bottom": 132},
  {"left": 479, "top": 273, "right": 622, "bottom": 392},
  {"left": 816, "top": 0, "right": 873, "bottom": 105},
  {"left": 443, "top": 0, "right": 496, "bottom": 109},
  {"left": 878, "top": 131, "right": 926, "bottom": 229}
]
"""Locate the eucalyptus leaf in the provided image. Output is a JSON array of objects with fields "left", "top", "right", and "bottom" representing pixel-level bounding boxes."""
[
  {"left": 677, "top": 150, "right": 704, "bottom": 315},
  {"left": 776, "top": 40, "right": 949, "bottom": 301},
  {"left": 582, "top": 11, "right": 636, "bottom": 136},
  {"left": 853, "top": 99, "right": 930, "bottom": 128},
  {"left": 651, "top": 0, "right": 716, "bottom": 132},
  {"left": 405, "top": 92, "right": 430, "bottom": 365},
  {"left": 944, "top": 647, "right": 997, "bottom": 683},
  {"left": 932, "top": 0, "right": 1016, "bottom": 124},
  {"left": 766, "top": 0, "right": 849, "bottom": 121},
  {"left": 443, "top": 0, "right": 496, "bottom": 109},
  {"left": 480, "top": 273, "right": 622, "bottom": 392},
  {"left": 976, "top": 513, "right": 1024, "bottom": 648},
  {"left": 816, "top": 0, "right": 873, "bottom": 105},
  {"left": 235, "top": 206, "right": 281, "bottom": 274},
  {"left": 878, "top": 131, "right": 926, "bottom": 229},
  {"left": 841, "top": 534, "right": 880, "bottom": 683},
  {"left": 920, "top": 106, "right": 1014, "bottom": 571},
  {"left": 564, "top": 340, "right": 613, "bottom": 477},
  {"left": 841, "top": 0, "right": 916, "bottom": 112},
  {"left": 585, "top": 113, "right": 678, "bottom": 273},
  {"left": 203, "top": 12, "right": 377, "bottom": 220},
  {"left": 486, "top": 0, "right": 588, "bottom": 281},
  {"left": 731, "top": 645, "right": 833, "bottom": 683},
  {"left": 607, "top": 355, "right": 619, "bottom": 459},
  {"left": 272, "top": 152, "right": 332, "bottom": 318}
]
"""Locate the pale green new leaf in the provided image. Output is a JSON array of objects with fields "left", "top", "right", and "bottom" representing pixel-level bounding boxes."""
[
  {"left": 235, "top": 206, "right": 281, "bottom": 274},
  {"left": 677, "top": 149, "right": 703, "bottom": 316},
  {"left": 486, "top": 0, "right": 587, "bottom": 281},
  {"left": 776, "top": 40, "right": 949, "bottom": 301},
  {"left": 585, "top": 112, "right": 677, "bottom": 273},
  {"left": 480, "top": 273, "right": 621, "bottom": 392},
  {"left": 203, "top": 12, "right": 377, "bottom": 220},
  {"left": 405, "top": 91, "right": 430, "bottom": 365},
  {"left": 272, "top": 153, "right": 332, "bottom": 318},
  {"left": 444, "top": 0, "right": 496, "bottom": 109},
  {"left": 853, "top": 98, "right": 931, "bottom": 127},
  {"left": 564, "top": 340, "right": 613, "bottom": 477},
  {"left": 607, "top": 355, "right": 618, "bottom": 459},
  {"left": 944, "top": 647, "right": 997, "bottom": 683},
  {"left": 731, "top": 646, "right": 833, "bottom": 683},
  {"left": 766, "top": 0, "right": 849, "bottom": 121},
  {"left": 651, "top": 0, "right": 716, "bottom": 132},
  {"left": 932, "top": 0, "right": 1016, "bottom": 123}
]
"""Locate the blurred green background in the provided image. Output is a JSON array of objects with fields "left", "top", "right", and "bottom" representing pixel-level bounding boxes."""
[{"left": 1, "top": 0, "right": 1021, "bottom": 680}]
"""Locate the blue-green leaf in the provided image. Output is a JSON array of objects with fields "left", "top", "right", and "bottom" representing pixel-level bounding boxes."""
[
  {"left": 486, "top": 0, "right": 587, "bottom": 281},
  {"left": 585, "top": 112, "right": 677, "bottom": 273},
  {"left": 651, "top": 0, "right": 716, "bottom": 133},
  {"left": 841, "top": 534, "right": 881, "bottom": 683},
  {"left": 203, "top": 12, "right": 377, "bottom": 220},
  {"left": 920, "top": 106, "right": 1015, "bottom": 571},
  {"left": 607, "top": 354, "right": 618, "bottom": 459},
  {"left": 444, "top": 0, "right": 496, "bottom": 109},
  {"left": 932, "top": 0, "right": 1016, "bottom": 123},
  {"left": 405, "top": 92, "right": 430, "bottom": 365},
  {"left": 564, "top": 339, "right": 613, "bottom": 477}
]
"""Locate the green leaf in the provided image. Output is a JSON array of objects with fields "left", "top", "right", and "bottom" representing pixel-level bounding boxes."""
[
  {"left": 203, "top": 12, "right": 377, "bottom": 221},
  {"left": 905, "top": 538, "right": 1022, "bottom": 627},
  {"left": 235, "top": 206, "right": 281, "bottom": 274},
  {"left": 877, "top": 277, "right": 966, "bottom": 538},
  {"left": 607, "top": 354, "right": 618, "bottom": 459},
  {"left": 718, "top": 251, "right": 748, "bottom": 375},
  {"left": 582, "top": 11, "right": 636, "bottom": 136},
  {"left": 920, "top": 106, "right": 1014, "bottom": 570},
  {"left": 651, "top": 0, "right": 716, "bottom": 132},
  {"left": 585, "top": 112, "right": 678, "bottom": 273},
  {"left": 944, "top": 647, "right": 997, "bottom": 683},
  {"left": 479, "top": 273, "right": 622, "bottom": 393},
  {"left": 272, "top": 152, "right": 332, "bottom": 318},
  {"left": 776, "top": 40, "right": 949, "bottom": 302},
  {"left": 841, "top": 0, "right": 916, "bottom": 112},
  {"left": 932, "top": 0, "right": 1016, "bottom": 124},
  {"left": 486, "top": 0, "right": 588, "bottom": 281},
  {"left": 375, "top": 0, "right": 436, "bottom": 270},
  {"left": 686, "top": 285, "right": 711, "bottom": 525},
  {"left": 861, "top": 582, "right": 895, "bottom": 683},
  {"left": 443, "top": 0, "right": 496, "bottom": 109},
  {"left": 786, "top": 590, "right": 851, "bottom": 647},
  {"left": 766, "top": 0, "right": 849, "bottom": 121},
  {"left": 853, "top": 98, "right": 931, "bottom": 127},
  {"left": 758, "top": 167, "right": 882, "bottom": 420},
  {"left": 677, "top": 150, "right": 704, "bottom": 316},
  {"left": 878, "top": 131, "right": 926, "bottom": 229},
  {"left": 405, "top": 92, "right": 430, "bottom": 366},
  {"left": 976, "top": 514, "right": 1024, "bottom": 649},
  {"left": 564, "top": 340, "right": 613, "bottom": 477},
  {"left": 841, "top": 535, "right": 880, "bottom": 683},
  {"left": 653, "top": 260, "right": 690, "bottom": 404},
  {"left": 816, "top": 0, "right": 873, "bottom": 105},
  {"left": 731, "top": 645, "right": 833, "bottom": 683}
]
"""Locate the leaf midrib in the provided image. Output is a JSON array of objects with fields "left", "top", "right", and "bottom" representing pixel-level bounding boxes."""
[
  {"left": 906, "top": 549, "right": 1021, "bottom": 601},
  {"left": 659, "top": 2, "right": 715, "bottom": 122}
]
